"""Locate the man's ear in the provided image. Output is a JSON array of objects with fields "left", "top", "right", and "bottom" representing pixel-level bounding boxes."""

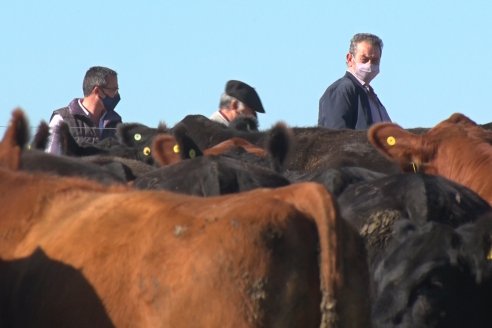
[
  {"left": 346, "top": 52, "right": 353, "bottom": 66},
  {"left": 92, "top": 85, "right": 103, "bottom": 98},
  {"left": 230, "top": 98, "right": 240, "bottom": 110}
]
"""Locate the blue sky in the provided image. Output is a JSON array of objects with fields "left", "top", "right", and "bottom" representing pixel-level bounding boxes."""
[{"left": 1, "top": 0, "right": 491, "bottom": 136}]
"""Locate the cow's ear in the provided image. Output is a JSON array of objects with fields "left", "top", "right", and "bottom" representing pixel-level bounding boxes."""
[
  {"left": 368, "top": 122, "right": 420, "bottom": 167},
  {"left": 116, "top": 123, "right": 147, "bottom": 146},
  {"left": 31, "top": 120, "right": 49, "bottom": 150},
  {"left": 0, "top": 108, "right": 29, "bottom": 170},
  {"left": 151, "top": 134, "right": 182, "bottom": 166},
  {"left": 172, "top": 124, "right": 203, "bottom": 160},
  {"left": 267, "top": 122, "right": 292, "bottom": 172}
]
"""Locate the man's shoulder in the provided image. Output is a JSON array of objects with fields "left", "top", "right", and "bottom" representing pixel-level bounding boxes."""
[
  {"left": 50, "top": 105, "right": 70, "bottom": 122},
  {"left": 106, "top": 110, "right": 122, "bottom": 122},
  {"left": 327, "top": 73, "right": 359, "bottom": 91},
  {"left": 209, "top": 110, "right": 228, "bottom": 125},
  {"left": 321, "top": 73, "right": 360, "bottom": 101},
  {"left": 52, "top": 106, "right": 69, "bottom": 115},
  {"left": 51, "top": 98, "right": 80, "bottom": 118}
]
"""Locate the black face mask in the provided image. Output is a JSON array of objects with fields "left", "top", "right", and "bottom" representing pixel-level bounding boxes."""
[{"left": 102, "top": 92, "right": 121, "bottom": 111}]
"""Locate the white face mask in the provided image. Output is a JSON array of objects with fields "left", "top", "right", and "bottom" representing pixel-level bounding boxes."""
[{"left": 353, "top": 60, "right": 380, "bottom": 84}]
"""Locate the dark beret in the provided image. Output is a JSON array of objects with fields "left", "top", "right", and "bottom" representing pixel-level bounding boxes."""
[{"left": 225, "top": 80, "right": 265, "bottom": 113}]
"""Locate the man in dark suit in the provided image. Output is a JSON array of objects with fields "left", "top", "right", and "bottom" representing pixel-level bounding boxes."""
[{"left": 318, "top": 33, "right": 391, "bottom": 129}]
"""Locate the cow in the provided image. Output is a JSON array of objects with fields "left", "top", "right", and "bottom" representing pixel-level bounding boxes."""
[
  {"left": 132, "top": 122, "right": 294, "bottom": 196},
  {"left": 371, "top": 217, "right": 492, "bottom": 327},
  {"left": 0, "top": 248, "right": 115, "bottom": 327},
  {"left": 50, "top": 122, "right": 155, "bottom": 180},
  {"left": 59, "top": 119, "right": 278, "bottom": 181},
  {"left": 0, "top": 119, "right": 128, "bottom": 184},
  {"left": 336, "top": 173, "right": 492, "bottom": 272},
  {"left": 170, "top": 121, "right": 291, "bottom": 172},
  {"left": 58, "top": 121, "right": 169, "bottom": 166},
  {"left": 0, "top": 109, "right": 371, "bottom": 327},
  {"left": 368, "top": 113, "right": 492, "bottom": 205},
  {"left": 133, "top": 154, "right": 291, "bottom": 195},
  {"left": 285, "top": 166, "right": 387, "bottom": 197},
  {"left": 20, "top": 149, "right": 129, "bottom": 184},
  {"left": 174, "top": 114, "right": 401, "bottom": 174}
]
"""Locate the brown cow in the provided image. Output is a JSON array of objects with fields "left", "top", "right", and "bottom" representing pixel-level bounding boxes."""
[
  {"left": 0, "top": 109, "right": 371, "bottom": 327},
  {"left": 368, "top": 113, "right": 492, "bottom": 205}
]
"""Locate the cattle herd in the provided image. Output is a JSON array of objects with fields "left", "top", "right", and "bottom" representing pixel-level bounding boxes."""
[{"left": 1, "top": 108, "right": 492, "bottom": 327}]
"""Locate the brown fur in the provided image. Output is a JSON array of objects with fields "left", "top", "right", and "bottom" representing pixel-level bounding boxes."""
[
  {"left": 0, "top": 109, "right": 371, "bottom": 327},
  {"left": 369, "top": 113, "right": 492, "bottom": 205},
  {"left": 203, "top": 137, "right": 268, "bottom": 157}
]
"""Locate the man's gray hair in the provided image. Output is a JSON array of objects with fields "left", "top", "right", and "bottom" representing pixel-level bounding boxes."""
[
  {"left": 219, "top": 93, "right": 255, "bottom": 117},
  {"left": 219, "top": 92, "right": 235, "bottom": 109},
  {"left": 349, "top": 33, "right": 384, "bottom": 56},
  {"left": 82, "top": 66, "right": 118, "bottom": 96}
]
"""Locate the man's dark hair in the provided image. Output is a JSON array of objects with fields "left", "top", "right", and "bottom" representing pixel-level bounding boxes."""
[
  {"left": 349, "top": 33, "right": 384, "bottom": 56},
  {"left": 82, "top": 66, "right": 117, "bottom": 96}
]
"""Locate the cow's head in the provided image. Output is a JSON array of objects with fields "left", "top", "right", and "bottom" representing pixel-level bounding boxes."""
[
  {"left": 117, "top": 122, "right": 169, "bottom": 165},
  {"left": 368, "top": 113, "right": 491, "bottom": 175},
  {"left": 368, "top": 122, "right": 437, "bottom": 174}
]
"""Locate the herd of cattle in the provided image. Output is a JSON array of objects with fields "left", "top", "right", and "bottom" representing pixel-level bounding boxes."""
[{"left": 1, "top": 108, "right": 492, "bottom": 327}]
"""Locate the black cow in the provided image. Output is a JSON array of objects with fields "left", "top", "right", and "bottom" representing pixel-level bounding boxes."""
[
  {"left": 59, "top": 121, "right": 169, "bottom": 166},
  {"left": 6, "top": 118, "right": 128, "bottom": 184},
  {"left": 132, "top": 155, "right": 290, "bottom": 196},
  {"left": 285, "top": 166, "right": 387, "bottom": 196},
  {"left": 171, "top": 121, "right": 291, "bottom": 173},
  {"left": 20, "top": 150, "right": 128, "bottom": 184},
  {"left": 372, "top": 217, "right": 492, "bottom": 327},
  {"left": 337, "top": 173, "right": 492, "bottom": 269},
  {"left": 133, "top": 120, "right": 293, "bottom": 196},
  {"left": 173, "top": 114, "right": 401, "bottom": 174},
  {"left": 0, "top": 248, "right": 115, "bottom": 327}
]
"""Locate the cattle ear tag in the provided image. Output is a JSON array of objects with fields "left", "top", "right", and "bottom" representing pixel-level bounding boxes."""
[
  {"left": 487, "top": 248, "right": 492, "bottom": 261},
  {"left": 134, "top": 133, "right": 142, "bottom": 141},
  {"left": 386, "top": 136, "right": 396, "bottom": 146},
  {"left": 188, "top": 149, "right": 196, "bottom": 159},
  {"left": 173, "top": 144, "right": 180, "bottom": 154},
  {"left": 143, "top": 146, "right": 151, "bottom": 156}
]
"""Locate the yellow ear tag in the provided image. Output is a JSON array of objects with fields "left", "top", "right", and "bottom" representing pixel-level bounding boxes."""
[
  {"left": 487, "top": 248, "right": 492, "bottom": 261},
  {"left": 173, "top": 144, "right": 180, "bottom": 153},
  {"left": 189, "top": 149, "right": 196, "bottom": 159},
  {"left": 386, "top": 136, "right": 396, "bottom": 146},
  {"left": 134, "top": 133, "right": 142, "bottom": 141},
  {"left": 143, "top": 146, "right": 151, "bottom": 156}
]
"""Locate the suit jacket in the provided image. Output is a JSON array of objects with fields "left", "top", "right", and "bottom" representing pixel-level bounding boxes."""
[{"left": 318, "top": 72, "right": 374, "bottom": 129}]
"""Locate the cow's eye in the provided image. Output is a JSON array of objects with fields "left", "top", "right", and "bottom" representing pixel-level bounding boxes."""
[{"left": 143, "top": 147, "right": 151, "bottom": 156}]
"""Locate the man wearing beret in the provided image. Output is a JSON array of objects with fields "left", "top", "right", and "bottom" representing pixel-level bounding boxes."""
[{"left": 210, "top": 80, "right": 265, "bottom": 126}]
